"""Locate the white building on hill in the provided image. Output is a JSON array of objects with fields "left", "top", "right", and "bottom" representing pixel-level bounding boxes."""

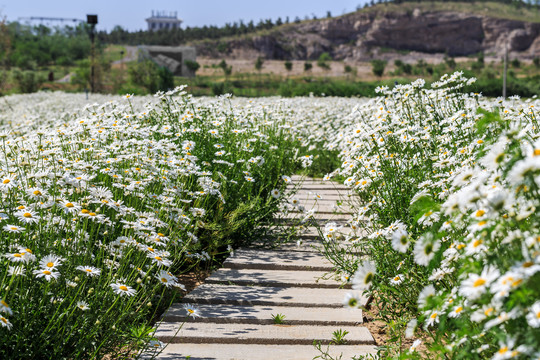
[{"left": 146, "top": 11, "right": 182, "bottom": 31}]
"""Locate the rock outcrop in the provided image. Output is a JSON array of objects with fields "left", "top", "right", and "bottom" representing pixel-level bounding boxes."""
[{"left": 193, "top": 7, "right": 540, "bottom": 61}]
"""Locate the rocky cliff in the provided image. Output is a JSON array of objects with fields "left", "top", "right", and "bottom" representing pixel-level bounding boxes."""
[{"left": 193, "top": 5, "right": 540, "bottom": 61}]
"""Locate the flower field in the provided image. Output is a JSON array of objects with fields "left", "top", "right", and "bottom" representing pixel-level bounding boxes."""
[
  {"left": 323, "top": 73, "right": 540, "bottom": 358},
  {"left": 0, "top": 89, "right": 360, "bottom": 359},
  {"left": 0, "top": 72, "right": 539, "bottom": 359}
]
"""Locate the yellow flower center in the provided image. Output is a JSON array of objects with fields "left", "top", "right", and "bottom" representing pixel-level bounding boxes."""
[
  {"left": 484, "top": 307, "right": 494, "bottom": 316},
  {"left": 46, "top": 262, "right": 54, "bottom": 268},
  {"left": 43, "top": 270, "right": 51, "bottom": 275},
  {"left": 455, "top": 306, "right": 463, "bottom": 313},
  {"left": 155, "top": 256, "right": 163, "bottom": 261},
  {"left": 13, "top": 253, "right": 21, "bottom": 258},
  {"left": 161, "top": 278, "right": 168, "bottom": 283},
  {"left": 23, "top": 212, "right": 32, "bottom": 218},
  {"left": 430, "top": 312, "right": 438, "bottom": 319},
  {"left": 534, "top": 149, "right": 540, "bottom": 156},
  {"left": 473, "top": 279, "right": 486, "bottom": 287},
  {"left": 3, "top": 179, "right": 10, "bottom": 184},
  {"left": 119, "top": 285, "right": 128, "bottom": 291},
  {"left": 475, "top": 210, "right": 485, "bottom": 217},
  {"left": 33, "top": 190, "right": 42, "bottom": 195},
  {"left": 81, "top": 209, "right": 89, "bottom": 214},
  {"left": 498, "top": 347, "right": 508, "bottom": 354},
  {"left": 473, "top": 239, "right": 483, "bottom": 248}
]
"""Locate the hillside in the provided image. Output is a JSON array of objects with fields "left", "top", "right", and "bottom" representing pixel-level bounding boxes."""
[{"left": 191, "top": 1, "right": 540, "bottom": 61}]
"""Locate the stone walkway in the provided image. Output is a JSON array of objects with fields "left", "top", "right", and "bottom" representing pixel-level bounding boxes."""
[{"left": 153, "top": 176, "right": 377, "bottom": 359}]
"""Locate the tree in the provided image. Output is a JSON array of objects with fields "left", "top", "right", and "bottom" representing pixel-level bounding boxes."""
[
  {"left": 304, "top": 61, "right": 313, "bottom": 72},
  {"left": 317, "top": 52, "right": 332, "bottom": 70},
  {"left": 534, "top": 57, "right": 540, "bottom": 68},
  {"left": 127, "top": 60, "right": 159, "bottom": 93},
  {"left": 371, "top": 59, "right": 387, "bottom": 77},
  {"left": 219, "top": 59, "right": 232, "bottom": 76},
  {"left": 184, "top": 59, "right": 200, "bottom": 75},
  {"left": 255, "top": 56, "right": 264, "bottom": 72},
  {"left": 0, "top": 13, "right": 11, "bottom": 94},
  {"left": 284, "top": 60, "right": 293, "bottom": 71}
]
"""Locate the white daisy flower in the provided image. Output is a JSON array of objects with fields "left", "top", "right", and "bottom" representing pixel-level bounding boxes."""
[
  {"left": 183, "top": 303, "right": 201, "bottom": 318},
  {"left": 76, "top": 265, "right": 102, "bottom": 277},
  {"left": 352, "top": 260, "right": 376, "bottom": 290},
  {"left": 110, "top": 282, "right": 137, "bottom": 297},
  {"left": 526, "top": 301, "right": 540, "bottom": 328}
]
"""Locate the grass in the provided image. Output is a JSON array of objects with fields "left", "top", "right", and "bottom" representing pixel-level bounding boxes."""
[{"left": 103, "top": 44, "right": 128, "bottom": 63}]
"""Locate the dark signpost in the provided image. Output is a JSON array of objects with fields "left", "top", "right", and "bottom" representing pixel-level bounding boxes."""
[{"left": 86, "top": 14, "right": 98, "bottom": 93}]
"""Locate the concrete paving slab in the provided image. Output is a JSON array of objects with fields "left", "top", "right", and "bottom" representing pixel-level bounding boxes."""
[
  {"left": 156, "top": 343, "right": 378, "bottom": 360},
  {"left": 287, "top": 183, "right": 351, "bottom": 190},
  {"left": 155, "top": 323, "right": 375, "bottom": 345},
  {"left": 205, "top": 268, "right": 348, "bottom": 289},
  {"left": 286, "top": 204, "right": 355, "bottom": 214},
  {"left": 161, "top": 304, "right": 362, "bottom": 325},
  {"left": 223, "top": 249, "right": 334, "bottom": 271},
  {"left": 182, "top": 284, "right": 366, "bottom": 308},
  {"left": 277, "top": 212, "right": 352, "bottom": 221}
]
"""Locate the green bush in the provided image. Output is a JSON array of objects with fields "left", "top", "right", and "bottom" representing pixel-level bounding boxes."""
[
  {"left": 371, "top": 59, "right": 387, "bottom": 77},
  {"left": 284, "top": 61, "right": 293, "bottom": 71},
  {"left": 317, "top": 52, "right": 332, "bottom": 70},
  {"left": 184, "top": 59, "right": 200, "bottom": 74},
  {"left": 12, "top": 69, "right": 43, "bottom": 93}
]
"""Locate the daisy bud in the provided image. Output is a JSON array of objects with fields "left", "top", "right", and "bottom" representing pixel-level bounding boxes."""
[
  {"left": 4, "top": 286, "right": 8, "bottom": 291},
  {"left": 112, "top": 325, "right": 116, "bottom": 330},
  {"left": 95, "top": 320, "right": 100, "bottom": 325},
  {"left": 74, "top": 277, "right": 80, "bottom": 282},
  {"left": 137, "top": 278, "right": 142, "bottom": 284},
  {"left": 147, "top": 302, "right": 152, "bottom": 307},
  {"left": 88, "top": 287, "right": 94, "bottom": 295}
]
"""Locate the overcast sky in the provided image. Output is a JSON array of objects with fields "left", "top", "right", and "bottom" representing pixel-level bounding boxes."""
[{"left": 2, "top": 0, "right": 367, "bottom": 32}]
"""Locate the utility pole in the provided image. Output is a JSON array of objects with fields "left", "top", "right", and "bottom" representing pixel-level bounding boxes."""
[
  {"left": 503, "top": 39, "right": 508, "bottom": 99},
  {"left": 87, "top": 14, "right": 98, "bottom": 93}
]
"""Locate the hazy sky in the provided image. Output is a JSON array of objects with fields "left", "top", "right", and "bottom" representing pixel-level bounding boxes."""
[{"left": 2, "top": 0, "right": 367, "bottom": 32}]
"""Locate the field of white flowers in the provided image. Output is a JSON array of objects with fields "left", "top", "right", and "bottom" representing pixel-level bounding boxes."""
[
  {"left": 1, "top": 72, "right": 539, "bottom": 360},
  {"left": 321, "top": 73, "right": 540, "bottom": 359},
  {"left": 0, "top": 89, "right": 362, "bottom": 359}
]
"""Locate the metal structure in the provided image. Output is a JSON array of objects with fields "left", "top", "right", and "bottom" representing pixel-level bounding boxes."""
[
  {"left": 87, "top": 15, "right": 98, "bottom": 93},
  {"left": 17, "top": 16, "right": 84, "bottom": 25},
  {"left": 145, "top": 11, "right": 182, "bottom": 31}
]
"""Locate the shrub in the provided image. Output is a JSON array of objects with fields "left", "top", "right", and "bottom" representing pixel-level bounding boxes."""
[
  {"left": 184, "top": 59, "right": 200, "bottom": 74},
  {"left": 284, "top": 60, "right": 293, "bottom": 71},
  {"left": 371, "top": 59, "right": 387, "bottom": 77},
  {"left": 12, "top": 69, "right": 43, "bottom": 93},
  {"left": 317, "top": 52, "right": 332, "bottom": 70},
  {"left": 255, "top": 57, "right": 264, "bottom": 72}
]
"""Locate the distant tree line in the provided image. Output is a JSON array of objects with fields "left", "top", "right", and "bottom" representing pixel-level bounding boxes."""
[
  {"left": 0, "top": 23, "right": 92, "bottom": 69},
  {"left": 98, "top": 17, "right": 293, "bottom": 46},
  {"left": 362, "top": 0, "right": 539, "bottom": 8}
]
